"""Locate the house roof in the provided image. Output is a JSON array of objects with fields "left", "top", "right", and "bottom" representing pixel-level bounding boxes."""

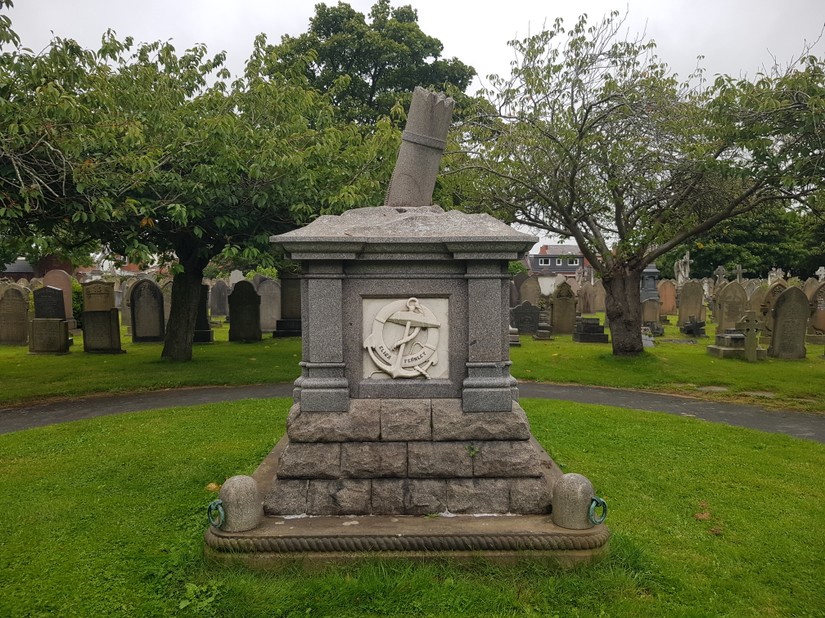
[{"left": 531, "top": 244, "right": 582, "bottom": 256}]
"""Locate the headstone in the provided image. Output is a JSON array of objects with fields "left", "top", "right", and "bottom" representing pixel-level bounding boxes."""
[
  {"left": 716, "top": 281, "right": 748, "bottom": 332},
  {"left": 537, "top": 275, "right": 556, "bottom": 297},
  {"left": 573, "top": 317, "right": 609, "bottom": 343},
  {"left": 210, "top": 280, "right": 229, "bottom": 317},
  {"left": 680, "top": 316, "right": 706, "bottom": 337},
  {"left": 761, "top": 280, "right": 788, "bottom": 338},
  {"left": 161, "top": 279, "right": 173, "bottom": 323},
  {"left": 258, "top": 279, "right": 282, "bottom": 334},
  {"left": 735, "top": 311, "right": 767, "bottom": 362},
  {"left": 711, "top": 281, "right": 728, "bottom": 324},
  {"left": 532, "top": 310, "right": 553, "bottom": 340},
  {"left": 274, "top": 273, "right": 301, "bottom": 337},
  {"left": 567, "top": 278, "right": 580, "bottom": 295},
  {"left": 550, "top": 281, "right": 577, "bottom": 334},
  {"left": 511, "top": 301, "right": 540, "bottom": 335},
  {"left": 734, "top": 264, "right": 744, "bottom": 283},
  {"left": 193, "top": 284, "right": 214, "bottom": 343},
  {"left": 82, "top": 280, "right": 115, "bottom": 312},
  {"left": 768, "top": 287, "right": 811, "bottom": 359},
  {"left": 228, "top": 281, "right": 261, "bottom": 342},
  {"left": 42, "top": 269, "right": 74, "bottom": 322},
  {"left": 121, "top": 279, "right": 137, "bottom": 333},
  {"left": 640, "top": 264, "right": 660, "bottom": 302},
  {"left": 816, "top": 266, "right": 825, "bottom": 282},
  {"left": 518, "top": 276, "right": 541, "bottom": 307},
  {"left": 252, "top": 274, "right": 267, "bottom": 290},
  {"left": 0, "top": 286, "right": 29, "bottom": 344},
  {"left": 678, "top": 281, "right": 705, "bottom": 326},
  {"left": 509, "top": 280, "right": 519, "bottom": 308},
  {"left": 808, "top": 282, "right": 825, "bottom": 345},
  {"left": 508, "top": 325, "right": 520, "bottom": 346},
  {"left": 130, "top": 279, "right": 165, "bottom": 342},
  {"left": 578, "top": 282, "right": 595, "bottom": 314},
  {"left": 803, "top": 277, "right": 820, "bottom": 299},
  {"left": 33, "top": 286, "right": 66, "bottom": 319},
  {"left": 593, "top": 280, "right": 606, "bottom": 312},
  {"left": 707, "top": 328, "right": 751, "bottom": 359},
  {"left": 748, "top": 284, "right": 768, "bottom": 314},
  {"left": 28, "top": 318, "right": 70, "bottom": 354},
  {"left": 641, "top": 298, "right": 660, "bottom": 325},
  {"left": 657, "top": 280, "right": 677, "bottom": 316}
]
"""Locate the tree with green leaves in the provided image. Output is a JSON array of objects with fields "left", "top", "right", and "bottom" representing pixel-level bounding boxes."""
[
  {"left": 1, "top": 11, "right": 399, "bottom": 360},
  {"left": 457, "top": 12, "right": 825, "bottom": 355},
  {"left": 269, "top": 0, "right": 475, "bottom": 123},
  {"left": 657, "top": 204, "right": 814, "bottom": 279}
]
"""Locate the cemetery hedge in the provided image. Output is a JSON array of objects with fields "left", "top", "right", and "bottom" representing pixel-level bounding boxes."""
[{"left": 1, "top": 398, "right": 823, "bottom": 616}]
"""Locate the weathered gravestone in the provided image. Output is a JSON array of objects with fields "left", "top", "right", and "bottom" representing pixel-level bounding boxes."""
[
  {"left": 578, "top": 282, "right": 595, "bottom": 314},
  {"left": 641, "top": 298, "right": 660, "bottom": 326},
  {"left": 210, "top": 280, "right": 229, "bottom": 317},
  {"left": 518, "top": 276, "right": 541, "bottom": 307},
  {"left": 0, "top": 285, "right": 29, "bottom": 345},
  {"left": 657, "top": 280, "right": 677, "bottom": 316},
  {"left": 42, "top": 269, "right": 75, "bottom": 328},
  {"left": 130, "top": 280, "right": 165, "bottom": 342},
  {"left": 193, "top": 284, "right": 214, "bottom": 343},
  {"left": 748, "top": 284, "right": 767, "bottom": 314},
  {"left": 807, "top": 282, "right": 825, "bottom": 345},
  {"left": 593, "top": 280, "right": 606, "bottom": 312},
  {"left": 761, "top": 280, "right": 788, "bottom": 342},
  {"left": 82, "top": 281, "right": 123, "bottom": 353},
  {"left": 768, "top": 287, "right": 811, "bottom": 359},
  {"left": 511, "top": 301, "right": 540, "bottom": 335},
  {"left": 205, "top": 87, "right": 609, "bottom": 566},
  {"left": 550, "top": 281, "right": 577, "bottom": 335},
  {"left": 717, "top": 281, "right": 748, "bottom": 332},
  {"left": 228, "top": 281, "right": 261, "bottom": 342},
  {"left": 258, "top": 278, "right": 282, "bottom": 334},
  {"left": 29, "top": 286, "right": 70, "bottom": 354},
  {"left": 803, "top": 277, "right": 820, "bottom": 299},
  {"left": 28, "top": 318, "right": 69, "bottom": 354},
  {"left": 509, "top": 280, "right": 519, "bottom": 308},
  {"left": 160, "top": 279, "right": 173, "bottom": 324},
  {"left": 678, "top": 281, "right": 705, "bottom": 326}
]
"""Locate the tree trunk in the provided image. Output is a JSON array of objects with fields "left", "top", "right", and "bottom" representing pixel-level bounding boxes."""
[
  {"left": 603, "top": 265, "right": 644, "bottom": 356},
  {"left": 161, "top": 251, "right": 208, "bottom": 362}
]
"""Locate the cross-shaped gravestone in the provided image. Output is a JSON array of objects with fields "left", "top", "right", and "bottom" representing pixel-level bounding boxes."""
[
  {"left": 714, "top": 265, "right": 728, "bottom": 285},
  {"left": 735, "top": 264, "right": 743, "bottom": 283},
  {"left": 817, "top": 266, "right": 825, "bottom": 282},
  {"left": 735, "top": 310, "right": 765, "bottom": 362}
]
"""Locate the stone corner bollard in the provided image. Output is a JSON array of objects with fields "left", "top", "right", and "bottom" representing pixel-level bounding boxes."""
[
  {"left": 209, "top": 475, "right": 263, "bottom": 532},
  {"left": 551, "top": 473, "right": 607, "bottom": 530}
]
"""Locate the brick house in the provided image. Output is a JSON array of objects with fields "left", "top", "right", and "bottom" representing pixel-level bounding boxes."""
[{"left": 525, "top": 244, "right": 587, "bottom": 277}]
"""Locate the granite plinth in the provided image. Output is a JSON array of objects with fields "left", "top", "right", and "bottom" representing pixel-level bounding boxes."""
[{"left": 205, "top": 513, "right": 610, "bottom": 569}]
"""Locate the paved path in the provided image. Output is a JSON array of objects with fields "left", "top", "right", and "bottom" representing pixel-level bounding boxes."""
[{"left": 1, "top": 383, "right": 823, "bottom": 444}]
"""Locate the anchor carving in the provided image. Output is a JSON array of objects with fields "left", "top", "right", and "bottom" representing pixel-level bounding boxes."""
[{"left": 364, "top": 297, "right": 441, "bottom": 379}]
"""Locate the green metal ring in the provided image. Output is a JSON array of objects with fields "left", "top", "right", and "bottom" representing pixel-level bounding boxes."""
[
  {"left": 589, "top": 496, "right": 607, "bottom": 525},
  {"left": 207, "top": 499, "right": 225, "bottom": 528}
]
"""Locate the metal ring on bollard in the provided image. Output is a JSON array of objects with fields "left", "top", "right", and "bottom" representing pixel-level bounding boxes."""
[
  {"left": 207, "top": 499, "right": 225, "bottom": 529},
  {"left": 589, "top": 496, "right": 607, "bottom": 525}
]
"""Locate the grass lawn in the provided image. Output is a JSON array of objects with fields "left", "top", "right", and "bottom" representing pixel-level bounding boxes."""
[
  {"left": 1, "top": 316, "right": 823, "bottom": 413},
  {"left": 1, "top": 398, "right": 823, "bottom": 616}
]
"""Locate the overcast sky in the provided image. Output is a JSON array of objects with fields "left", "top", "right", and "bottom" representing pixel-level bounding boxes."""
[{"left": 6, "top": 0, "right": 825, "bottom": 92}]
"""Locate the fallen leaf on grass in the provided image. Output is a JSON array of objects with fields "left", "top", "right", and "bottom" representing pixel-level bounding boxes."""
[{"left": 205, "top": 482, "right": 221, "bottom": 492}]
